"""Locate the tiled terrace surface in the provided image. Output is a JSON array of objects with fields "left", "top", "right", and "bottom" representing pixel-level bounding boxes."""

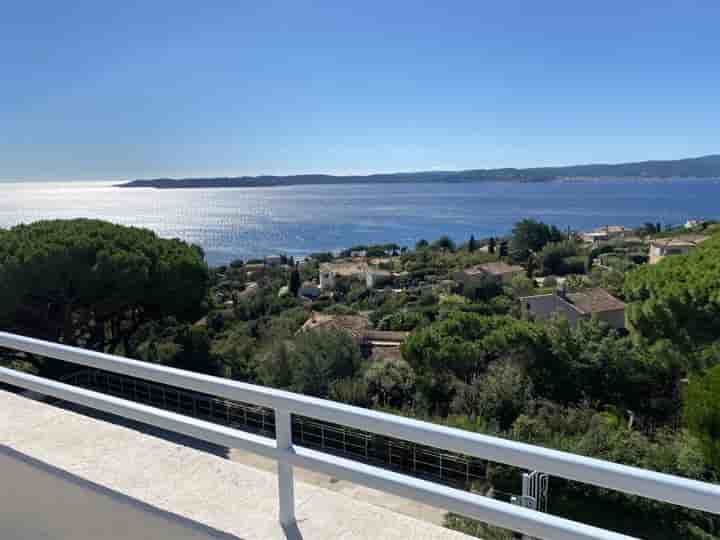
[{"left": 0, "top": 389, "right": 472, "bottom": 540}]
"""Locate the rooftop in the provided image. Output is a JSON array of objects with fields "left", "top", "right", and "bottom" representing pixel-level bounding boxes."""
[
  {"left": 650, "top": 234, "right": 710, "bottom": 248},
  {"left": 521, "top": 288, "right": 625, "bottom": 316},
  {"left": 566, "top": 288, "right": 626, "bottom": 314},
  {"left": 1, "top": 389, "right": 468, "bottom": 540},
  {"left": 299, "top": 313, "right": 371, "bottom": 339},
  {"left": 319, "top": 261, "right": 368, "bottom": 277},
  {"left": 465, "top": 262, "right": 524, "bottom": 276},
  {"left": 363, "top": 330, "right": 410, "bottom": 344}
]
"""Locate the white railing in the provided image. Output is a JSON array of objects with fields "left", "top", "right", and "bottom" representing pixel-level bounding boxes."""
[{"left": 0, "top": 331, "right": 718, "bottom": 540}]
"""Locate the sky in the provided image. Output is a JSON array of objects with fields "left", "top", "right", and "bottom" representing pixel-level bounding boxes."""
[{"left": 1, "top": 0, "right": 719, "bottom": 181}]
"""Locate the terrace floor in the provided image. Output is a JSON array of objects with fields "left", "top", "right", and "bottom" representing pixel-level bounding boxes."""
[{"left": 0, "top": 388, "right": 472, "bottom": 540}]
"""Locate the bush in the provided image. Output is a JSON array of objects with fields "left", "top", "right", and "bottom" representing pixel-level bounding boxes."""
[
  {"left": 290, "top": 330, "right": 362, "bottom": 397},
  {"left": 563, "top": 255, "right": 588, "bottom": 275},
  {"left": 432, "top": 235, "right": 456, "bottom": 252},
  {"left": 376, "top": 310, "right": 429, "bottom": 331},
  {"left": 510, "top": 274, "right": 534, "bottom": 297},
  {"left": 538, "top": 240, "right": 580, "bottom": 275},
  {"left": 452, "top": 360, "right": 533, "bottom": 430},
  {"left": 685, "top": 365, "right": 720, "bottom": 473}
]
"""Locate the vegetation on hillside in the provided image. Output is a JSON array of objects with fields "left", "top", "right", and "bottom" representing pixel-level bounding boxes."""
[
  {"left": 1, "top": 217, "right": 719, "bottom": 538},
  {"left": 118, "top": 154, "right": 720, "bottom": 189}
]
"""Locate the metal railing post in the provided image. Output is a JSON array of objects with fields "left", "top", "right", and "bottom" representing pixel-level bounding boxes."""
[{"left": 276, "top": 408, "right": 296, "bottom": 527}]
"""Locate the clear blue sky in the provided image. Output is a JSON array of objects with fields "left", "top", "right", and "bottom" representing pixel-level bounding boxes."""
[{"left": 2, "top": 0, "right": 719, "bottom": 181}]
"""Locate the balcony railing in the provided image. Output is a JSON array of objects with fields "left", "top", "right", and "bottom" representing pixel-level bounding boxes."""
[{"left": 1, "top": 330, "right": 718, "bottom": 540}]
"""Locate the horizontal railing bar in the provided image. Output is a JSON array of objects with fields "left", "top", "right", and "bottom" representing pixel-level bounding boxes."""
[
  {"left": 2, "top": 331, "right": 719, "bottom": 515},
  {"left": 0, "top": 366, "right": 637, "bottom": 540},
  {"left": 0, "top": 367, "right": 278, "bottom": 461},
  {"left": 289, "top": 447, "right": 639, "bottom": 540}
]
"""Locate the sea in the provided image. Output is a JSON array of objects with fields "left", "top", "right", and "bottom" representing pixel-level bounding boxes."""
[{"left": 1, "top": 178, "right": 719, "bottom": 266}]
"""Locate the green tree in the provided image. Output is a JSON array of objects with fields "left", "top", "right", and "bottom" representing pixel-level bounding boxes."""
[
  {"left": 452, "top": 360, "right": 533, "bottom": 430},
  {"left": 257, "top": 342, "right": 294, "bottom": 388},
  {"left": 624, "top": 234, "right": 720, "bottom": 353},
  {"left": 463, "top": 273, "right": 504, "bottom": 302},
  {"left": 364, "top": 358, "right": 416, "bottom": 408},
  {"left": 537, "top": 240, "right": 580, "bottom": 276},
  {"left": 433, "top": 235, "right": 456, "bottom": 252},
  {"left": 685, "top": 365, "right": 720, "bottom": 473},
  {"left": 290, "top": 330, "right": 362, "bottom": 397},
  {"left": 509, "top": 219, "right": 563, "bottom": 262},
  {"left": 510, "top": 274, "right": 534, "bottom": 297},
  {"left": 289, "top": 266, "right": 301, "bottom": 297},
  {"left": 329, "top": 377, "right": 371, "bottom": 406},
  {"left": 498, "top": 240, "right": 508, "bottom": 258},
  {"left": 0, "top": 219, "right": 208, "bottom": 353},
  {"left": 415, "top": 239, "right": 429, "bottom": 250},
  {"left": 526, "top": 254, "right": 537, "bottom": 278},
  {"left": 488, "top": 237, "right": 497, "bottom": 254},
  {"left": 468, "top": 235, "right": 477, "bottom": 252},
  {"left": 376, "top": 310, "right": 429, "bottom": 331},
  {"left": 171, "top": 326, "right": 222, "bottom": 375}
]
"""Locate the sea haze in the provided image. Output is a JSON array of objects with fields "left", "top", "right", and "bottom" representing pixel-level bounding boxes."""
[{"left": 2, "top": 178, "right": 719, "bottom": 266}]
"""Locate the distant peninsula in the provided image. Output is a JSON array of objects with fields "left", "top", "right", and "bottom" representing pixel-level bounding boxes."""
[{"left": 116, "top": 154, "right": 720, "bottom": 189}]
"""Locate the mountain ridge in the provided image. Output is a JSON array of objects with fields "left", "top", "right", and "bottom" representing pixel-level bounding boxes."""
[{"left": 116, "top": 154, "right": 720, "bottom": 189}]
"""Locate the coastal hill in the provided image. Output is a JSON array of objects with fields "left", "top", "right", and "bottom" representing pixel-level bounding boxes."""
[{"left": 117, "top": 154, "right": 720, "bottom": 189}]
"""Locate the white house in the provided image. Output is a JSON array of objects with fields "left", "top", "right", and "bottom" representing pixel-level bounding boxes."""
[
  {"left": 581, "top": 225, "right": 630, "bottom": 244},
  {"left": 366, "top": 269, "right": 392, "bottom": 289},
  {"left": 319, "top": 268, "right": 337, "bottom": 290},
  {"left": 684, "top": 219, "right": 705, "bottom": 230},
  {"left": 649, "top": 235, "right": 709, "bottom": 264}
]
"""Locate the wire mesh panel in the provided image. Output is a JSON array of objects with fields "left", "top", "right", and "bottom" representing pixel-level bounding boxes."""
[{"left": 62, "top": 368, "right": 485, "bottom": 489}]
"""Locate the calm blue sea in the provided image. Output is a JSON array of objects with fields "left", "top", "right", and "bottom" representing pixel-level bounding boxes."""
[{"left": 1, "top": 178, "right": 719, "bottom": 266}]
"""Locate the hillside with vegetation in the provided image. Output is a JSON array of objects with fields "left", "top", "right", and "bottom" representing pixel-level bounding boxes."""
[
  {"left": 1, "top": 218, "right": 719, "bottom": 539},
  {"left": 117, "top": 154, "right": 720, "bottom": 189}
]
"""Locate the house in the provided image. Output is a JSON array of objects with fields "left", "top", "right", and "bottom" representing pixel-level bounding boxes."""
[
  {"left": 520, "top": 287, "right": 626, "bottom": 329},
  {"left": 581, "top": 225, "right": 630, "bottom": 244},
  {"left": 243, "top": 263, "right": 265, "bottom": 279},
  {"left": 361, "top": 330, "right": 409, "bottom": 361},
  {"left": 319, "top": 261, "right": 368, "bottom": 280},
  {"left": 350, "top": 250, "right": 368, "bottom": 258},
  {"left": 366, "top": 269, "right": 393, "bottom": 289},
  {"left": 649, "top": 235, "right": 709, "bottom": 264},
  {"left": 454, "top": 262, "right": 524, "bottom": 286},
  {"left": 299, "top": 313, "right": 371, "bottom": 340},
  {"left": 298, "top": 281, "right": 322, "bottom": 300},
  {"left": 685, "top": 219, "right": 705, "bottom": 230},
  {"left": 299, "top": 313, "right": 408, "bottom": 359},
  {"left": 237, "top": 282, "right": 260, "bottom": 299},
  {"left": 319, "top": 267, "right": 336, "bottom": 290},
  {"left": 264, "top": 255, "right": 284, "bottom": 267}
]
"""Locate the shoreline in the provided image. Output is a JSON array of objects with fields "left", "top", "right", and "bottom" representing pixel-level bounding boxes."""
[{"left": 115, "top": 175, "right": 720, "bottom": 190}]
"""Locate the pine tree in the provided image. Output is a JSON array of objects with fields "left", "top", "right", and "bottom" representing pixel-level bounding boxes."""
[
  {"left": 499, "top": 240, "right": 508, "bottom": 258},
  {"left": 289, "top": 266, "right": 301, "bottom": 297},
  {"left": 526, "top": 255, "right": 537, "bottom": 278},
  {"left": 468, "top": 235, "right": 477, "bottom": 252},
  {"left": 488, "top": 237, "right": 497, "bottom": 254}
]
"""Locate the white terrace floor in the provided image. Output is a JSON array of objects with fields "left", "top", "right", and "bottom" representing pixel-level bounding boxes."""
[{"left": 0, "top": 389, "right": 472, "bottom": 540}]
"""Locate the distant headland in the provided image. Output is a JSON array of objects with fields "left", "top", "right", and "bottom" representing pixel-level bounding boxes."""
[{"left": 116, "top": 154, "right": 720, "bottom": 189}]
